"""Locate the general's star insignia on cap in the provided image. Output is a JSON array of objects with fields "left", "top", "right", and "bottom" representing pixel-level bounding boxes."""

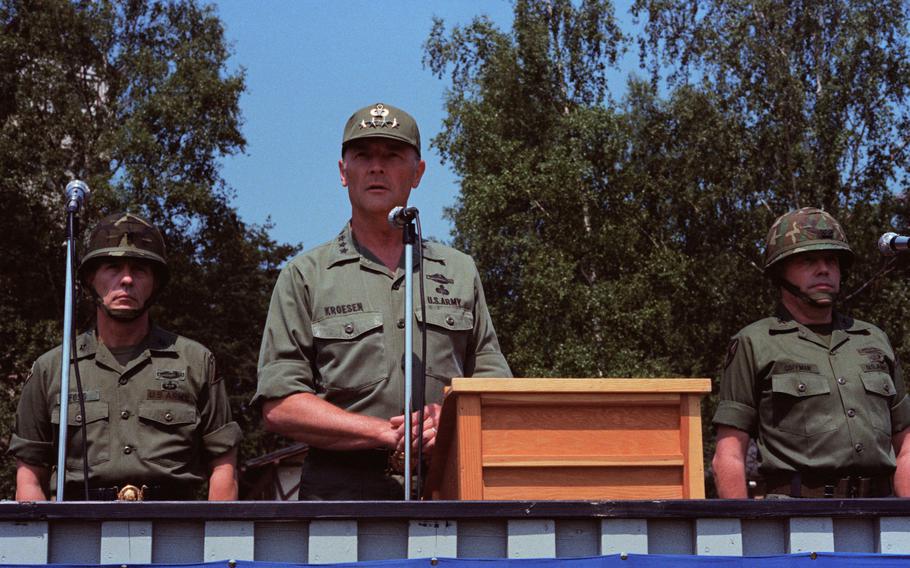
[
  {"left": 342, "top": 102, "right": 420, "bottom": 155},
  {"left": 359, "top": 103, "right": 399, "bottom": 130}
]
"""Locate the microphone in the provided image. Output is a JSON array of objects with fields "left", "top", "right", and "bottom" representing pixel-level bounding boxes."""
[
  {"left": 879, "top": 232, "right": 910, "bottom": 256},
  {"left": 65, "top": 180, "right": 91, "bottom": 213},
  {"left": 388, "top": 206, "right": 418, "bottom": 229}
]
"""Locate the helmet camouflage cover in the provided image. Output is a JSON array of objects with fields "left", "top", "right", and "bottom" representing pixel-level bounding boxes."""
[
  {"left": 763, "top": 207, "right": 854, "bottom": 274},
  {"left": 78, "top": 212, "right": 169, "bottom": 289}
]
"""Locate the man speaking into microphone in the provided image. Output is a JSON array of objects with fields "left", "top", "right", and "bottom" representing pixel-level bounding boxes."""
[{"left": 254, "top": 103, "right": 511, "bottom": 500}]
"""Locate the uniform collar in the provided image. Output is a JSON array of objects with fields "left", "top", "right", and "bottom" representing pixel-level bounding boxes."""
[
  {"left": 74, "top": 324, "right": 176, "bottom": 361},
  {"left": 420, "top": 240, "right": 446, "bottom": 264},
  {"left": 146, "top": 325, "right": 179, "bottom": 352},
  {"left": 772, "top": 304, "right": 867, "bottom": 333},
  {"left": 327, "top": 223, "right": 362, "bottom": 268},
  {"left": 327, "top": 222, "right": 446, "bottom": 269},
  {"left": 770, "top": 304, "right": 870, "bottom": 350}
]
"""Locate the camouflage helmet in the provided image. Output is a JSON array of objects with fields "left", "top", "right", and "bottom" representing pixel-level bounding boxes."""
[
  {"left": 763, "top": 207, "right": 854, "bottom": 275},
  {"left": 78, "top": 212, "right": 169, "bottom": 289}
]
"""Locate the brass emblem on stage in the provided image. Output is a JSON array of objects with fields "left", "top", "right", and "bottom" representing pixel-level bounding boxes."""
[
  {"left": 117, "top": 484, "right": 147, "bottom": 501},
  {"left": 388, "top": 450, "right": 407, "bottom": 474}
]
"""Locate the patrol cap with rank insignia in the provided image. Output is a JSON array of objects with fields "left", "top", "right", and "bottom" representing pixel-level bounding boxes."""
[{"left": 342, "top": 102, "right": 420, "bottom": 156}]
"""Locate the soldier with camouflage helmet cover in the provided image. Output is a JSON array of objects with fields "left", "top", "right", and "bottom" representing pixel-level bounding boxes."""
[
  {"left": 712, "top": 207, "right": 910, "bottom": 498},
  {"left": 254, "top": 103, "right": 511, "bottom": 500},
  {"left": 11, "top": 213, "right": 241, "bottom": 501}
]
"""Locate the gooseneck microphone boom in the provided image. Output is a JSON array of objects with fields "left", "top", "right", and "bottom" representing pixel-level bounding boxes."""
[
  {"left": 878, "top": 232, "right": 910, "bottom": 256},
  {"left": 388, "top": 206, "right": 419, "bottom": 229}
]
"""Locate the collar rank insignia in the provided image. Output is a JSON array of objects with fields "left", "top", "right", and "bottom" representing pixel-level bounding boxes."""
[
  {"left": 359, "top": 103, "right": 399, "bottom": 130},
  {"left": 337, "top": 231, "right": 349, "bottom": 254},
  {"left": 427, "top": 273, "right": 454, "bottom": 285}
]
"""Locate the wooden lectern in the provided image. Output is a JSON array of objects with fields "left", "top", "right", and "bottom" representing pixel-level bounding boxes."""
[{"left": 424, "top": 378, "right": 712, "bottom": 500}]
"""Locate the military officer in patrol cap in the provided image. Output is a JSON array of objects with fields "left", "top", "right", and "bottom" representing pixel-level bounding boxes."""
[
  {"left": 712, "top": 207, "right": 910, "bottom": 498},
  {"left": 11, "top": 213, "right": 241, "bottom": 501},
  {"left": 255, "top": 102, "right": 511, "bottom": 500}
]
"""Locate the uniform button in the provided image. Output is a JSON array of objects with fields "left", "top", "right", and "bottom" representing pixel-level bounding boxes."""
[
  {"left": 164, "top": 412, "right": 173, "bottom": 422},
  {"left": 855, "top": 443, "right": 864, "bottom": 453},
  {"left": 74, "top": 414, "right": 82, "bottom": 423},
  {"left": 847, "top": 409, "right": 856, "bottom": 418},
  {"left": 344, "top": 323, "right": 354, "bottom": 334},
  {"left": 797, "top": 383, "right": 807, "bottom": 393},
  {"left": 123, "top": 446, "right": 133, "bottom": 455},
  {"left": 397, "top": 319, "right": 405, "bottom": 329},
  {"left": 837, "top": 377, "right": 846, "bottom": 385},
  {"left": 118, "top": 376, "right": 128, "bottom": 385},
  {"left": 120, "top": 410, "right": 130, "bottom": 419},
  {"left": 884, "top": 384, "right": 891, "bottom": 393},
  {"left": 445, "top": 315, "right": 455, "bottom": 326}
]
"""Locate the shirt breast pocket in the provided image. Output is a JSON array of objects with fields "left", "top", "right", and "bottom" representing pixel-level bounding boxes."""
[
  {"left": 417, "top": 307, "right": 474, "bottom": 389},
  {"left": 138, "top": 401, "right": 198, "bottom": 467},
  {"left": 52, "top": 401, "right": 111, "bottom": 469},
  {"left": 312, "top": 311, "right": 387, "bottom": 393},
  {"left": 860, "top": 371, "right": 895, "bottom": 434},
  {"left": 770, "top": 373, "right": 837, "bottom": 436}
]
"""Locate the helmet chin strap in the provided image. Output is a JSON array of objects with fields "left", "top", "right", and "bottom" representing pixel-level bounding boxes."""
[
  {"left": 778, "top": 277, "right": 837, "bottom": 307},
  {"left": 99, "top": 303, "right": 148, "bottom": 321},
  {"left": 89, "top": 288, "right": 153, "bottom": 322}
]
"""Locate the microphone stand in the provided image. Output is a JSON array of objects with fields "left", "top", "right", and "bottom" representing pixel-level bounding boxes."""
[
  {"left": 55, "top": 207, "right": 79, "bottom": 501},
  {"left": 413, "top": 217, "right": 427, "bottom": 499},
  {"left": 402, "top": 219, "right": 416, "bottom": 500},
  {"left": 56, "top": 181, "right": 90, "bottom": 501}
]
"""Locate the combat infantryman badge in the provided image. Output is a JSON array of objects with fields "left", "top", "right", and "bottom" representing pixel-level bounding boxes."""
[
  {"left": 427, "top": 273, "right": 454, "bottom": 285},
  {"left": 156, "top": 370, "right": 186, "bottom": 381}
]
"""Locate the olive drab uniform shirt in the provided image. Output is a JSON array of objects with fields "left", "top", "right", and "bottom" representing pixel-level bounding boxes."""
[
  {"left": 254, "top": 223, "right": 511, "bottom": 419},
  {"left": 713, "top": 307, "right": 910, "bottom": 477},
  {"left": 10, "top": 326, "right": 242, "bottom": 493}
]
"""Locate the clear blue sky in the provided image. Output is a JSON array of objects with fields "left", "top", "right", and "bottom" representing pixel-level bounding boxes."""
[{"left": 213, "top": 1, "right": 637, "bottom": 250}]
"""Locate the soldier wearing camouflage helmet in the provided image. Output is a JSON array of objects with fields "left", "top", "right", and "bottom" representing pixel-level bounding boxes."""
[
  {"left": 254, "top": 103, "right": 511, "bottom": 499},
  {"left": 11, "top": 213, "right": 241, "bottom": 501},
  {"left": 712, "top": 207, "right": 910, "bottom": 498},
  {"left": 78, "top": 213, "right": 170, "bottom": 320}
]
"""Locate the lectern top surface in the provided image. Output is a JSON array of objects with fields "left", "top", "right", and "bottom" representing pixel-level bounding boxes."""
[{"left": 449, "top": 377, "right": 712, "bottom": 393}]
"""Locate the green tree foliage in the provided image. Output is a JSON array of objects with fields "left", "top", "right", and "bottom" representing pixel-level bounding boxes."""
[
  {"left": 631, "top": 0, "right": 910, "bottom": 414},
  {"left": 427, "top": 0, "right": 910, "bottom": 490},
  {"left": 0, "top": 0, "right": 296, "bottom": 498}
]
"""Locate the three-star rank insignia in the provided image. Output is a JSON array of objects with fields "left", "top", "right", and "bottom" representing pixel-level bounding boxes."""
[{"left": 359, "top": 103, "right": 399, "bottom": 130}]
